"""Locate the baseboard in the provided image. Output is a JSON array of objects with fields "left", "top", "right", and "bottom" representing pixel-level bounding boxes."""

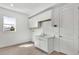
[{"left": 0, "top": 41, "right": 33, "bottom": 49}]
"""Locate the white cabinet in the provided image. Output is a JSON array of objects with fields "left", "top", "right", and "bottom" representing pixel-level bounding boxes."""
[
  {"left": 31, "top": 4, "right": 79, "bottom": 54},
  {"left": 29, "top": 18, "right": 38, "bottom": 28},
  {"left": 34, "top": 37, "right": 54, "bottom": 53},
  {"left": 39, "top": 38, "right": 48, "bottom": 52},
  {"left": 34, "top": 36, "right": 40, "bottom": 48}
]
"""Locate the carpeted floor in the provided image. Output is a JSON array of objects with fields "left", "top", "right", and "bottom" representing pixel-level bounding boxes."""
[{"left": 0, "top": 42, "right": 65, "bottom": 55}]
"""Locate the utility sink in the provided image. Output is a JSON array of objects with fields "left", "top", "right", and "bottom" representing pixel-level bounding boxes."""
[{"left": 38, "top": 34, "right": 54, "bottom": 39}]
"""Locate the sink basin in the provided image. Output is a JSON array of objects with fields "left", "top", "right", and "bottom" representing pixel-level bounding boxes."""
[{"left": 36, "top": 33, "right": 54, "bottom": 39}]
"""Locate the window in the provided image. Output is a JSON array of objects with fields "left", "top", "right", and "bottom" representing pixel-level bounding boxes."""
[{"left": 3, "top": 16, "right": 16, "bottom": 32}]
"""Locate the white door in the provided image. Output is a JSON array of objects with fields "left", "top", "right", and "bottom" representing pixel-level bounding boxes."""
[{"left": 59, "top": 4, "right": 74, "bottom": 54}]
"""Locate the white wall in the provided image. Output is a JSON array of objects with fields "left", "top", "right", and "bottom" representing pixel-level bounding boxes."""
[{"left": 0, "top": 8, "right": 32, "bottom": 47}]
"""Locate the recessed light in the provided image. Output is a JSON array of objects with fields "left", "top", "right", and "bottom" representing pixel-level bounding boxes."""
[{"left": 10, "top": 4, "right": 14, "bottom": 7}]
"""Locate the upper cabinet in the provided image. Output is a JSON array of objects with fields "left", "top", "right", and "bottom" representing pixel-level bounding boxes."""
[
  {"left": 29, "top": 17, "right": 38, "bottom": 28},
  {"left": 29, "top": 10, "right": 52, "bottom": 28}
]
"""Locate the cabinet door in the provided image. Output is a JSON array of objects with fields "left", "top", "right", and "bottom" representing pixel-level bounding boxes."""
[
  {"left": 39, "top": 38, "right": 48, "bottom": 52},
  {"left": 34, "top": 37, "right": 40, "bottom": 48},
  {"left": 59, "top": 4, "right": 74, "bottom": 54},
  {"left": 29, "top": 18, "right": 38, "bottom": 28}
]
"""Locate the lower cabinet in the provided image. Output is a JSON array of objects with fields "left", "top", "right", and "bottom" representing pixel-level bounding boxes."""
[
  {"left": 39, "top": 38, "right": 48, "bottom": 52},
  {"left": 34, "top": 37, "right": 54, "bottom": 53},
  {"left": 34, "top": 36, "right": 40, "bottom": 48}
]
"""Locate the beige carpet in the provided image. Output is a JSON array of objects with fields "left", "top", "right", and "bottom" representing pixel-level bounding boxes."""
[{"left": 0, "top": 42, "right": 65, "bottom": 55}]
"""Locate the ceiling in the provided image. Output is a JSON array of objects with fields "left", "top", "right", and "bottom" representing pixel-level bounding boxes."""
[{"left": 0, "top": 3, "right": 57, "bottom": 17}]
